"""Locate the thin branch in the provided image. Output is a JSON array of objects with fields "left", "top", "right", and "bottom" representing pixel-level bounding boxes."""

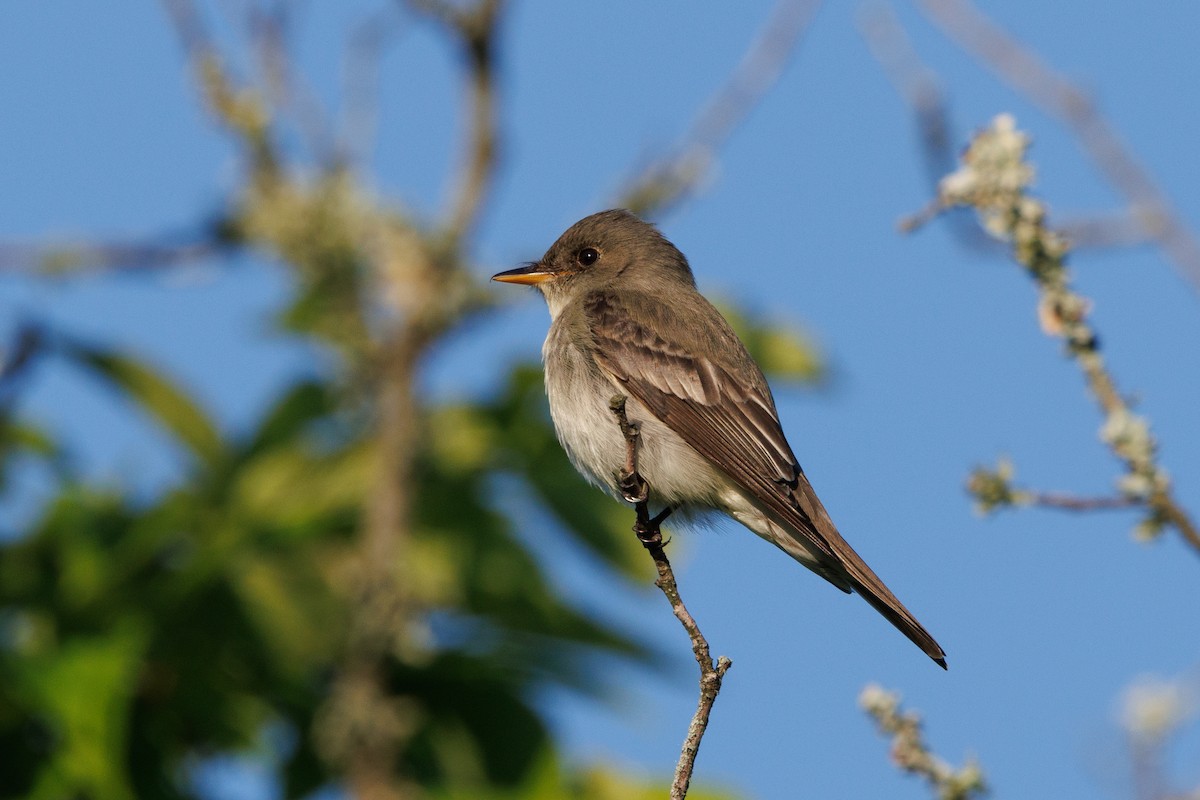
[
  {"left": 160, "top": 0, "right": 209, "bottom": 56},
  {"left": 247, "top": 2, "right": 290, "bottom": 112},
  {"left": 608, "top": 395, "right": 732, "bottom": 800},
  {"left": 403, "top": 0, "right": 460, "bottom": 28},
  {"left": 966, "top": 461, "right": 1145, "bottom": 515},
  {"left": 1059, "top": 212, "right": 1158, "bottom": 250},
  {"left": 0, "top": 235, "right": 231, "bottom": 275},
  {"left": 1023, "top": 492, "right": 1141, "bottom": 512},
  {"left": 407, "top": 0, "right": 503, "bottom": 243},
  {"left": 860, "top": 684, "right": 988, "bottom": 800},
  {"left": 857, "top": 3, "right": 1000, "bottom": 253},
  {"left": 340, "top": 11, "right": 403, "bottom": 167},
  {"left": 860, "top": 4, "right": 1164, "bottom": 255},
  {"left": 933, "top": 115, "right": 1200, "bottom": 555},
  {"left": 450, "top": 0, "right": 501, "bottom": 241},
  {"left": 246, "top": 0, "right": 335, "bottom": 162},
  {"left": 915, "top": 0, "right": 1200, "bottom": 293},
  {"left": 618, "top": 0, "right": 822, "bottom": 217},
  {"left": 161, "top": 0, "right": 279, "bottom": 171},
  {"left": 857, "top": 4, "right": 955, "bottom": 186}
]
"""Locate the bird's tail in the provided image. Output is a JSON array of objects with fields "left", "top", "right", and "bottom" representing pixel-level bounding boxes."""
[
  {"left": 776, "top": 475, "right": 948, "bottom": 669},
  {"left": 842, "top": 570, "right": 947, "bottom": 669}
]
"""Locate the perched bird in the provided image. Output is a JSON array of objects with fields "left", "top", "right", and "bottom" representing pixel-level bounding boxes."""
[{"left": 493, "top": 209, "right": 946, "bottom": 668}]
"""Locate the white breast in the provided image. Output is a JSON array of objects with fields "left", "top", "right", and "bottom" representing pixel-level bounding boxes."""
[{"left": 542, "top": 319, "right": 732, "bottom": 512}]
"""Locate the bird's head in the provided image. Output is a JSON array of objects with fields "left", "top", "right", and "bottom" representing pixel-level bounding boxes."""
[{"left": 492, "top": 209, "right": 695, "bottom": 316}]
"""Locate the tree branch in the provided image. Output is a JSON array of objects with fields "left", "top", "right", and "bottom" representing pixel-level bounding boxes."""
[
  {"left": 914, "top": 0, "right": 1200, "bottom": 294},
  {"left": 967, "top": 461, "right": 1143, "bottom": 514},
  {"left": 407, "top": 0, "right": 503, "bottom": 243},
  {"left": 246, "top": 0, "right": 335, "bottom": 162},
  {"left": 0, "top": 234, "right": 230, "bottom": 275},
  {"left": 316, "top": 325, "right": 428, "bottom": 800},
  {"left": 857, "top": 4, "right": 955, "bottom": 192},
  {"left": 1023, "top": 492, "right": 1140, "bottom": 512},
  {"left": 924, "top": 115, "right": 1200, "bottom": 555},
  {"left": 860, "top": 684, "right": 988, "bottom": 800},
  {"left": 617, "top": 0, "right": 822, "bottom": 217},
  {"left": 0, "top": 323, "right": 46, "bottom": 405},
  {"left": 607, "top": 395, "right": 731, "bottom": 800},
  {"left": 339, "top": 11, "right": 403, "bottom": 167},
  {"left": 857, "top": 4, "right": 1000, "bottom": 254}
]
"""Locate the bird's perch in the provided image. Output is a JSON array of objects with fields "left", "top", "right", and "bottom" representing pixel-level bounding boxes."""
[{"left": 608, "top": 394, "right": 732, "bottom": 800}]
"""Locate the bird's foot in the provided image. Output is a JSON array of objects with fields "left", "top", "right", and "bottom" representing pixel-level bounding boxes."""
[
  {"left": 633, "top": 506, "right": 674, "bottom": 548},
  {"left": 617, "top": 469, "right": 649, "bottom": 504}
]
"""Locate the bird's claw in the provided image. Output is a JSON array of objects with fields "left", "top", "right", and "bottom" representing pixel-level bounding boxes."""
[
  {"left": 633, "top": 506, "right": 674, "bottom": 549},
  {"left": 633, "top": 519, "right": 662, "bottom": 547},
  {"left": 617, "top": 470, "right": 649, "bottom": 504}
]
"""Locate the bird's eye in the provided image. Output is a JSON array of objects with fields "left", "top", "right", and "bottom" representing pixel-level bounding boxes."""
[{"left": 576, "top": 247, "right": 600, "bottom": 267}]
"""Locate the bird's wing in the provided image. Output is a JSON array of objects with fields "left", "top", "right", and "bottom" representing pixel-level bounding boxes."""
[{"left": 584, "top": 289, "right": 946, "bottom": 667}]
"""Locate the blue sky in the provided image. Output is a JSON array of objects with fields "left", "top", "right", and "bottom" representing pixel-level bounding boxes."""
[{"left": 3, "top": 2, "right": 1200, "bottom": 798}]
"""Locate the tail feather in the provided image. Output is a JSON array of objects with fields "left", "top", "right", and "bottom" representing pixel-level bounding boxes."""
[
  {"left": 844, "top": 572, "right": 947, "bottom": 669},
  {"left": 778, "top": 473, "right": 948, "bottom": 669}
]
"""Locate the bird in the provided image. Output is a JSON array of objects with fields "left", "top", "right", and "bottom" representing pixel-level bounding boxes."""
[{"left": 492, "top": 209, "right": 946, "bottom": 668}]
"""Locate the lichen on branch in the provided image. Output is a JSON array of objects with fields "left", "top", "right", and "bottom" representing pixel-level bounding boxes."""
[
  {"left": 912, "top": 114, "right": 1200, "bottom": 554},
  {"left": 860, "top": 684, "right": 987, "bottom": 800}
]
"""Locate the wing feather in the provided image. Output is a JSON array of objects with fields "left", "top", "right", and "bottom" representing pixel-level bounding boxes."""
[{"left": 583, "top": 289, "right": 946, "bottom": 667}]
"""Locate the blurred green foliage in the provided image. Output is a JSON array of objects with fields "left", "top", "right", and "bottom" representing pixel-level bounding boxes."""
[
  {"left": 0, "top": 6, "right": 824, "bottom": 794},
  {"left": 0, "top": 308, "right": 819, "bottom": 797}
]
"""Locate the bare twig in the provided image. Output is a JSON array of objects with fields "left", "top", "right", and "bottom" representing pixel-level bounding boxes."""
[
  {"left": 161, "top": 0, "right": 278, "bottom": 171},
  {"left": 857, "top": 4, "right": 955, "bottom": 186},
  {"left": 858, "top": 3, "right": 1000, "bottom": 253},
  {"left": 160, "top": 0, "right": 209, "bottom": 56},
  {"left": 0, "top": 235, "right": 230, "bottom": 275},
  {"left": 1023, "top": 492, "right": 1140, "bottom": 512},
  {"left": 860, "top": 684, "right": 988, "bottom": 800},
  {"left": 915, "top": 0, "right": 1200, "bottom": 292},
  {"left": 1059, "top": 213, "right": 1158, "bottom": 251},
  {"left": 608, "top": 395, "right": 731, "bottom": 800},
  {"left": 246, "top": 0, "right": 334, "bottom": 162},
  {"left": 407, "top": 0, "right": 503, "bottom": 242},
  {"left": 934, "top": 115, "right": 1200, "bottom": 555},
  {"left": 618, "top": 0, "right": 822, "bottom": 217},
  {"left": 340, "top": 11, "right": 403, "bottom": 166},
  {"left": 967, "top": 462, "right": 1142, "bottom": 514}
]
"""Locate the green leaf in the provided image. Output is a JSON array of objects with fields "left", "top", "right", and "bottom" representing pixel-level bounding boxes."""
[
  {"left": 243, "top": 379, "right": 336, "bottom": 457},
  {"left": 0, "top": 419, "right": 63, "bottom": 496},
  {"left": 58, "top": 338, "right": 224, "bottom": 466},
  {"left": 18, "top": 621, "right": 148, "bottom": 800}
]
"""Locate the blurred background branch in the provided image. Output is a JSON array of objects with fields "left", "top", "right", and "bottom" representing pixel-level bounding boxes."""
[
  {"left": 860, "top": 0, "right": 1200, "bottom": 262},
  {"left": 860, "top": 684, "right": 988, "bottom": 800},
  {"left": 617, "top": 0, "right": 822, "bottom": 218},
  {"left": 915, "top": 115, "right": 1200, "bottom": 555},
  {"left": 870, "top": 0, "right": 1200, "bottom": 284},
  {"left": 0, "top": 233, "right": 233, "bottom": 275}
]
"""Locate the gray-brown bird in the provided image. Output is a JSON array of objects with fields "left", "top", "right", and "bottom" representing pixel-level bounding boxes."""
[{"left": 493, "top": 209, "right": 946, "bottom": 668}]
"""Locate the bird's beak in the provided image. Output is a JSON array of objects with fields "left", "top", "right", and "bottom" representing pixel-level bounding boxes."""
[{"left": 492, "top": 262, "right": 554, "bottom": 285}]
